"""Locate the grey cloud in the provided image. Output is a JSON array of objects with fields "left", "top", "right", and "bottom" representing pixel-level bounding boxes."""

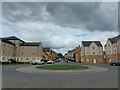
[
  {"left": 2, "top": 2, "right": 118, "bottom": 54},
  {"left": 2, "top": 2, "right": 49, "bottom": 23},
  {"left": 46, "top": 2, "right": 118, "bottom": 31},
  {"left": 2, "top": 2, "right": 118, "bottom": 32}
]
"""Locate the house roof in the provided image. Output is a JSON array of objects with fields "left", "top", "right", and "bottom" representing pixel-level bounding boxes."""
[
  {"left": 43, "top": 47, "right": 51, "bottom": 52},
  {"left": 82, "top": 41, "right": 102, "bottom": 47},
  {"left": 20, "top": 42, "right": 41, "bottom": 46},
  {"left": 1, "top": 38, "right": 15, "bottom": 46},
  {"left": 3, "top": 36, "right": 24, "bottom": 42},
  {"left": 104, "top": 44, "right": 107, "bottom": 47},
  {"left": 68, "top": 49, "right": 75, "bottom": 53},
  {"left": 108, "top": 35, "right": 120, "bottom": 44},
  {"left": 51, "top": 50, "right": 57, "bottom": 54}
]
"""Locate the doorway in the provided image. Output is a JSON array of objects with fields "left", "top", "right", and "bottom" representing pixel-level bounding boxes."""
[{"left": 93, "top": 59, "right": 96, "bottom": 63}]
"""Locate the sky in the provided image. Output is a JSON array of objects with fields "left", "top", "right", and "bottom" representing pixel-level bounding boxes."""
[{"left": 2, "top": 2, "right": 119, "bottom": 54}]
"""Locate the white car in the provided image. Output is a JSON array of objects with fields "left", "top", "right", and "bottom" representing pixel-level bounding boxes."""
[
  {"left": 37, "top": 60, "right": 44, "bottom": 65},
  {"left": 47, "top": 60, "right": 54, "bottom": 64},
  {"left": 32, "top": 59, "right": 44, "bottom": 65}
]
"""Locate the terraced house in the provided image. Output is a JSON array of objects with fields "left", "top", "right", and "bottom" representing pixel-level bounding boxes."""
[
  {"left": 104, "top": 35, "right": 120, "bottom": 63},
  {"left": 64, "top": 49, "right": 75, "bottom": 62},
  {"left": 42, "top": 47, "right": 58, "bottom": 61},
  {"left": 0, "top": 38, "right": 15, "bottom": 62},
  {"left": 0, "top": 36, "right": 43, "bottom": 63},
  {"left": 64, "top": 45, "right": 81, "bottom": 62},
  {"left": 74, "top": 45, "right": 81, "bottom": 62},
  {"left": 81, "top": 41, "right": 103, "bottom": 63}
]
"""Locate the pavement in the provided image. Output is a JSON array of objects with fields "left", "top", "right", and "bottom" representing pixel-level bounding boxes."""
[{"left": 2, "top": 59, "right": 119, "bottom": 88}]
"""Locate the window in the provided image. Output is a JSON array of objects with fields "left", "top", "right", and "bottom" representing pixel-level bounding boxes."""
[
  {"left": 99, "top": 52, "right": 101, "bottom": 54},
  {"left": 2, "top": 57, "right": 4, "bottom": 60},
  {"left": 108, "top": 45, "right": 110, "bottom": 49},
  {"left": 93, "top": 52, "right": 95, "bottom": 55},
  {"left": 114, "top": 44, "right": 115, "bottom": 47},
  {"left": 92, "top": 46, "right": 95, "bottom": 50},
  {"left": 85, "top": 52, "right": 87, "bottom": 55},
  {"left": 26, "top": 58, "right": 28, "bottom": 60},
  {"left": 4, "top": 43, "right": 6, "bottom": 46},
  {"left": 3, "top": 50, "right": 5, "bottom": 53},
  {"left": 22, "top": 53, "right": 23, "bottom": 55},
  {"left": 33, "top": 53, "right": 35, "bottom": 54}
]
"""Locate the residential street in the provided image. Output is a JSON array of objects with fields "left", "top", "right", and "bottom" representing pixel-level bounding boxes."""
[
  {"left": 2, "top": 60, "right": 119, "bottom": 88},
  {"left": 1, "top": 2, "right": 119, "bottom": 90}
]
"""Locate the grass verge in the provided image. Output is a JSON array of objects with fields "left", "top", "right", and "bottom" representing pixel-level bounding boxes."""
[{"left": 36, "top": 64, "right": 88, "bottom": 70}]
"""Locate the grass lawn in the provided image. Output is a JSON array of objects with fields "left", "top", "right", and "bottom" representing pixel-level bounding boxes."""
[{"left": 36, "top": 64, "right": 88, "bottom": 70}]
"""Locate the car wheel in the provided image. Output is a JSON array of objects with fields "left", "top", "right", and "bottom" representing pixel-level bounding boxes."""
[{"left": 112, "top": 64, "right": 116, "bottom": 66}]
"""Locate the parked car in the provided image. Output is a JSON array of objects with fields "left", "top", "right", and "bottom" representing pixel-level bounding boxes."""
[
  {"left": 41, "top": 59, "right": 48, "bottom": 63},
  {"left": 47, "top": 60, "right": 54, "bottom": 64},
  {"left": 110, "top": 60, "right": 120, "bottom": 66},
  {"left": 32, "top": 59, "right": 44, "bottom": 65},
  {"left": 55, "top": 58, "right": 60, "bottom": 62},
  {"left": 37, "top": 61, "right": 44, "bottom": 65},
  {"left": 8, "top": 59, "right": 16, "bottom": 62}
]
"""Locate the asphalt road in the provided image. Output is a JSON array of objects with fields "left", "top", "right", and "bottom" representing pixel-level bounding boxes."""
[{"left": 2, "top": 60, "right": 119, "bottom": 88}]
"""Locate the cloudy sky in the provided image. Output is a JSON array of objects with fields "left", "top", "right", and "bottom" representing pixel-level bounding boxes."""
[{"left": 2, "top": 2, "right": 118, "bottom": 54}]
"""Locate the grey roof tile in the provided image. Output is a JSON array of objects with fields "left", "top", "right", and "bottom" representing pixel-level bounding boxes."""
[{"left": 82, "top": 41, "right": 102, "bottom": 47}]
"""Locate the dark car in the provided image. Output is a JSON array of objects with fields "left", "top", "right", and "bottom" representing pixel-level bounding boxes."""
[
  {"left": 55, "top": 59, "right": 60, "bottom": 62},
  {"left": 110, "top": 60, "right": 120, "bottom": 66}
]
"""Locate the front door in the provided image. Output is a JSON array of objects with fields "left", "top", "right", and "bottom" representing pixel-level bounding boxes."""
[{"left": 93, "top": 59, "right": 96, "bottom": 63}]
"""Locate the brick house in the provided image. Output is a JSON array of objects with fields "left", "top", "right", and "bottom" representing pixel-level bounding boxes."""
[
  {"left": 0, "top": 38, "right": 15, "bottom": 62},
  {"left": 64, "top": 49, "right": 75, "bottom": 61},
  {"left": 74, "top": 45, "right": 81, "bottom": 62},
  {"left": 50, "top": 50, "right": 58, "bottom": 60},
  {"left": 42, "top": 47, "right": 58, "bottom": 61},
  {"left": 43, "top": 47, "right": 51, "bottom": 61},
  {"left": 19, "top": 42, "right": 43, "bottom": 63},
  {"left": 1, "top": 36, "right": 43, "bottom": 63},
  {"left": 104, "top": 35, "right": 120, "bottom": 63},
  {"left": 64, "top": 46, "right": 81, "bottom": 62},
  {"left": 81, "top": 41, "right": 103, "bottom": 63}
]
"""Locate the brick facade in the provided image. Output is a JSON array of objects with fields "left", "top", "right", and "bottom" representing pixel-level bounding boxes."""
[
  {"left": 1, "top": 36, "right": 58, "bottom": 63},
  {"left": 105, "top": 35, "right": 120, "bottom": 63},
  {"left": 81, "top": 55, "right": 104, "bottom": 64},
  {"left": 74, "top": 45, "right": 81, "bottom": 62},
  {"left": 81, "top": 41, "right": 104, "bottom": 64}
]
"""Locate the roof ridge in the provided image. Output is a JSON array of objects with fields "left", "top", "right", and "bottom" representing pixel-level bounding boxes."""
[
  {"left": 82, "top": 41, "right": 102, "bottom": 47},
  {"left": 3, "top": 36, "right": 24, "bottom": 42}
]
